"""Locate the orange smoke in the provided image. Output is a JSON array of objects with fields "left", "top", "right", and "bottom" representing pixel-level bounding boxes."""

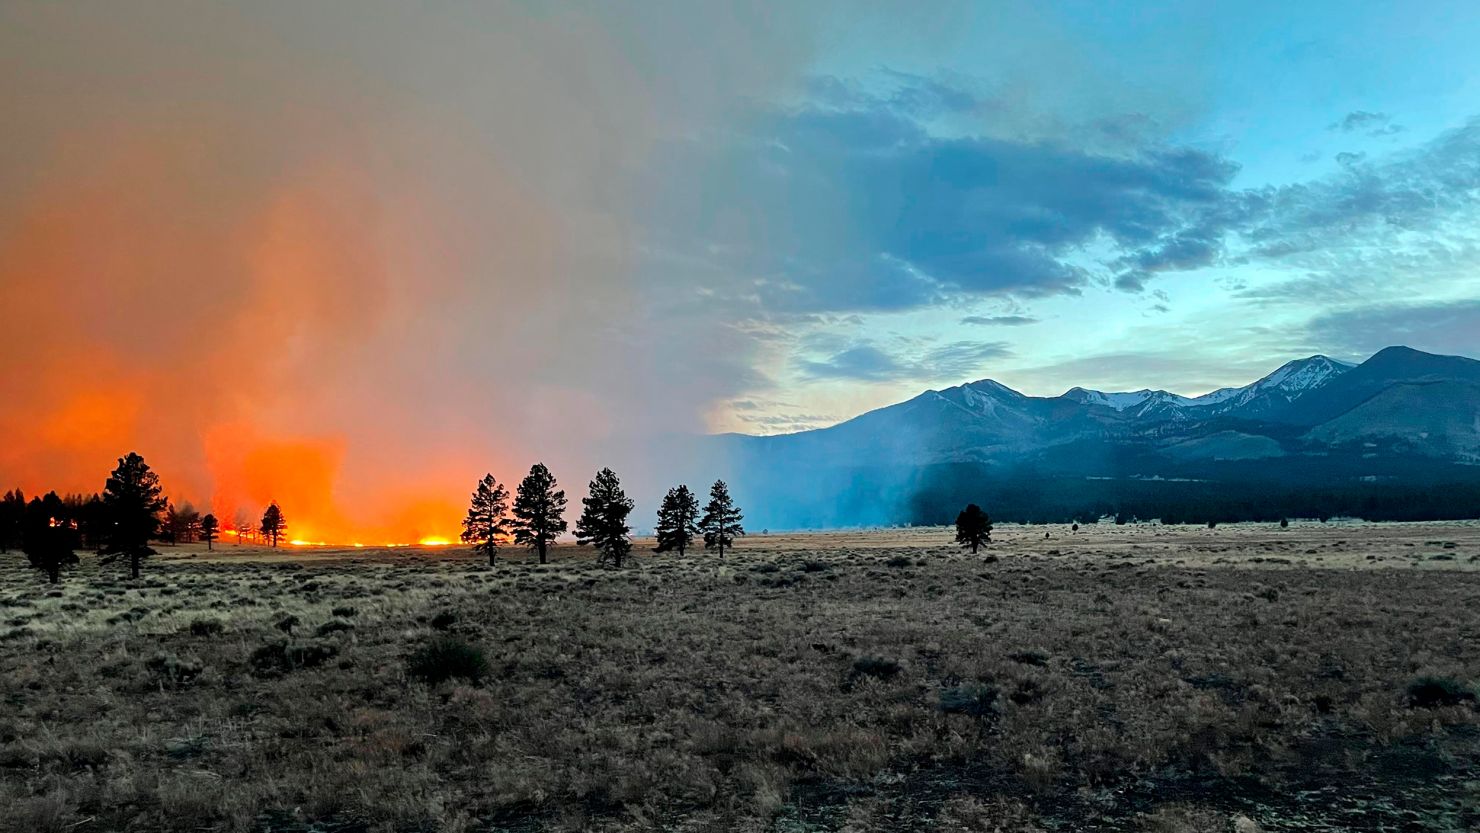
[{"left": 0, "top": 128, "right": 529, "bottom": 545}]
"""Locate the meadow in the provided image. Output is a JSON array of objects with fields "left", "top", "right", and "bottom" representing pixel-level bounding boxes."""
[{"left": 2, "top": 522, "right": 1478, "bottom": 832}]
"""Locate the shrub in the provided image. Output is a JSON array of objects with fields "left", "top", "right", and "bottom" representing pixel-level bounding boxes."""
[
  {"left": 1406, "top": 676, "right": 1477, "bottom": 709},
  {"left": 939, "top": 683, "right": 1000, "bottom": 718},
  {"left": 250, "top": 641, "right": 339, "bottom": 675},
  {"left": 187, "top": 619, "right": 224, "bottom": 637},
  {"left": 146, "top": 653, "right": 204, "bottom": 687},
  {"left": 315, "top": 620, "right": 355, "bottom": 637},
  {"left": 407, "top": 638, "right": 488, "bottom": 686},
  {"left": 850, "top": 655, "right": 901, "bottom": 680},
  {"left": 430, "top": 611, "right": 457, "bottom": 631},
  {"left": 331, "top": 605, "right": 358, "bottom": 617},
  {"left": 273, "top": 614, "right": 300, "bottom": 633},
  {"left": 884, "top": 555, "right": 911, "bottom": 568}
]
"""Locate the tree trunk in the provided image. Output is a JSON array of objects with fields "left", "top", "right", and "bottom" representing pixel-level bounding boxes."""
[
  {"left": 48, "top": 567, "right": 59, "bottom": 584},
  {"left": 538, "top": 541, "right": 547, "bottom": 564},
  {"left": 489, "top": 549, "right": 496, "bottom": 567},
  {"left": 207, "top": 539, "right": 213, "bottom": 551},
  {"left": 130, "top": 554, "right": 140, "bottom": 580},
  {"left": 972, "top": 540, "right": 979, "bottom": 554}
]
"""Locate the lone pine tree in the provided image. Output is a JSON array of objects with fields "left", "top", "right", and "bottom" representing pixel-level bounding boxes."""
[
  {"left": 653, "top": 484, "right": 700, "bottom": 556},
  {"left": 200, "top": 513, "right": 219, "bottom": 550},
  {"left": 955, "top": 503, "right": 992, "bottom": 554},
  {"left": 260, "top": 502, "right": 286, "bottom": 548},
  {"left": 512, "top": 462, "right": 567, "bottom": 564},
  {"left": 699, "top": 480, "right": 744, "bottom": 558},
  {"left": 101, "top": 452, "right": 166, "bottom": 579},
  {"left": 575, "top": 467, "right": 634, "bottom": 568},
  {"left": 461, "top": 473, "right": 511, "bottom": 565},
  {"left": 23, "top": 492, "right": 79, "bottom": 584}
]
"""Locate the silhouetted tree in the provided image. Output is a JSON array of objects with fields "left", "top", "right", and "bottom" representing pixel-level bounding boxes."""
[
  {"left": 461, "top": 473, "right": 510, "bottom": 566},
  {"left": 955, "top": 504, "right": 992, "bottom": 554},
  {"left": 23, "top": 492, "right": 79, "bottom": 584},
  {"left": 653, "top": 485, "right": 700, "bottom": 556},
  {"left": 165, "top": 501, "right": 201, "bottom": 545},
  {"left": 699, "top": 480, "right": 744, "bottom": 557},
  {"left": 233, "top": 510, "right": 252, "bottom": 545},
  {"left": 0, "top": 489, "right": 24, "bottom": 553},
  {"left": 75, "top": 494, "right": 106, "bottom": 552},
  {"left": 101, "top": 452, "right": 166, "bottom": 579},
  {"left": 512, "top": 463, "right": 567, "bottom": 564},
  {"left": 200, "top": 513, "right": 219, "bottom": 550},
  {"left": 575, "top": 467, "right": 634, "bottom": 568},
  {"left": 260, "top": 502, "right": 286, "bottom": 548}
]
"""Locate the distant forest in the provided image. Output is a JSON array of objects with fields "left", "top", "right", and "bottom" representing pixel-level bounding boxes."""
[{"left": 736, "top": 460, "right": 1480, "bottom": 529}]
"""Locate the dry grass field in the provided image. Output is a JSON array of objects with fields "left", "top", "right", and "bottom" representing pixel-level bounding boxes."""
[{"left": 3, "top": 521, "right": 1479, "bottom": 832}]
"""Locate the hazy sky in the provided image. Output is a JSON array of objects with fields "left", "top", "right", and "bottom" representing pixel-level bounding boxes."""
[{"left": 3, "top": 1, "right": 1479, "bottom": 538}]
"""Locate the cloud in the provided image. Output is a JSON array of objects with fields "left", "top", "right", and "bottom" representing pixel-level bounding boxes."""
[
  {"left": 796, "top": 339, "right": 1012, "bottom": 382},
  {"left": 645, "top": 74, "right": 1241, "bottom": 314},
  {"left": 1305, "top": 300, "right": 1480, "bottom": 359},
  {"left": 960, "top": 314, "right": 1038, "bottom": 326},
  {"left": 1330, "top": 110, "right": 1404, "bottom": 136}
]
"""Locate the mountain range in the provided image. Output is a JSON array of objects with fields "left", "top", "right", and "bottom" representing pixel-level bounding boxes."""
[{"left": 720, "top": 346, "right": 1480, "bottom": 527}]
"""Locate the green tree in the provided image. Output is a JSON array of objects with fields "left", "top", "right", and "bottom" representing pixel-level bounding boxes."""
[
  {"left": 23, "top": 492, "right": 79, "bottom": 584},
  {"left": 653, "top": 485, "right": 699, "bottom": 556},
  {"left": 0, "top": 489, "right": 24, "bottom": 554},
  {"left": 699, "top": 480, "right": 744, "bottom": 557},
  {"left": 955, "top": 504, "right": 992, "bottom": 554},
  {"left": 575, "top": 467, "right": 634, "bottom": 568},
  {"left": 512, "top": 463, "right": 567, "bottom": 564},
  {"left": 260, "top": 502, "right": 286, "bottom": 548},
  {"left": 460, "top": 473, "right": 511, "bottom": 565},
  {"left": 101, "top": 452, "right": 167, "bottom": 579},
  {"left": 200, "top": 513, "right": 219, "bottom": 550}
]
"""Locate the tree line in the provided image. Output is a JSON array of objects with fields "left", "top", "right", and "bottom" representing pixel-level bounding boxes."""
[
  {"left": 459, "top": 463, "right": 744, "bottom": 568},
  {"left": 1, "top": 452, "right": 292, "bottom": 583}
]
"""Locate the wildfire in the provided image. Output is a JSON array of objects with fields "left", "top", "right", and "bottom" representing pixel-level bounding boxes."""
[{"left": 417, "top": 536, "right": 452, "bottom": 546}]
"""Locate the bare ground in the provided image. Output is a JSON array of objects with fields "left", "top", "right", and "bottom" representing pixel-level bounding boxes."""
[{"left": 2, "top": 520, "right": 1478, "bottom": 832}]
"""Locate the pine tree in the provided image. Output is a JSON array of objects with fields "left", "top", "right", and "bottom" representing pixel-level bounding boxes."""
[
  {"left": 699, "top": 480, "right": 744, "bottom": 557},
  {"left": 0, "top": 489, "right": 24, "bottom": 554},
  {"left": 461, "top": 473, "right": 511, "bottom": 565},
  {"left": 955, "top": 504, "right": 992, "bottom": 554},
  {"left": 575, "top": 467, "right": 634, "bottom": 568},
  {"left": 512, "top": 463, "right": 567, "bottom": 564},
  {"left": 200, "top": 513, "right": 219, "bottom": 550},
  {"left": 22, "top": 492, "right": 79, "bottom": 584},
  {"left": 260, "top": 502, "right": 286, "bottom": 548},
  {"left": 653, "top": 485, "right": 700, "bottom": 556},
  {"left": 101, "top": 452, "right": 166, "bottom": 579}
]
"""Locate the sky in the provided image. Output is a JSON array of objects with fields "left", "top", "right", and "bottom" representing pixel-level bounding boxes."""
[{"left": 2, "top": 1, "right": 1479, "bottom": 540}]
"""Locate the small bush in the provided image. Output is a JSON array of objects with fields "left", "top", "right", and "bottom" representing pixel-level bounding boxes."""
[
  {"left": 430, "top": 611, "right": 457, "bottom": 631},
  {"left": 187, "top": 619, "right": 224, "bottom": 637},
  {"left": 146, "top": 653, "right": 204, "bottom": 687},
  {"left": 331, "top": 606, "right": 358, "bottom": 617},
  {"left": 939, "top": 683, "right": 1000, "bottom": 718},
  {"left": 407, "top": 638, "right": 488, "bottom": 686},
  {"left": 1010, "top": 648, "right": 1050, "bottom": 666},
  {"left": 315, "top": 620, "right": 355, "bottom": 637},
  {"left": 1406, "top": 676, "right": 1477, "bottom": 709},
  {"left": 850, "top": 655, "right": 901, "bottom": 680},
  {"left": 884, "top": 555, "right": 911, "bottom": 568},
  {"left": 250, "top": 641, "right": 339, "bottom": 675},
  {"left": 273, "top": 614, "right": 300, "bottom": 633}
]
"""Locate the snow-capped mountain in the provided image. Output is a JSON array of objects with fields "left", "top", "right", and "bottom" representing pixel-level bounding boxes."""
[
  {"left": 1206, "top": 355, "right": 1354, "bottom": 417},
  {"left": 1056, "top": 355, "right": 1354, "bottom": 420},
  {"left": 718, "top": 346, "right": 1480, "bottom": 528}
]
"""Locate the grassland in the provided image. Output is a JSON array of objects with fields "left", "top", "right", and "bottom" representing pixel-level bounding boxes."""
[{"left": 2, "top": 521, "right": 1479, "bottom": 832}]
